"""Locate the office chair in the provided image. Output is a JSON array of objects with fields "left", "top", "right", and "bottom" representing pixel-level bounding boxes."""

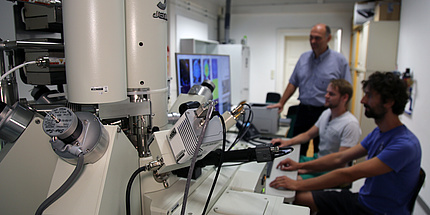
[
  {"left": 285, "top": 105, "right": 299, "bottom": 138},
  {"left": 409, "top": 168, "right": 426, "bottom": 213},
  {"left": 265, "top": 92, "right": 281, "bottom": 104}
]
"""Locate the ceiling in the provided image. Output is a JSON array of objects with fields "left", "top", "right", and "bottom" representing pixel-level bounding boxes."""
[
  {"left": 204, "top": 0, "right": 359, "bottom": 14},
  {"left": 230, "top": 0, "right": 359, "bottom": 7}
]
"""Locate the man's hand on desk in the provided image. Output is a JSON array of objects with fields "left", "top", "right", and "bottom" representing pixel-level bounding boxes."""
[
  {"left": 269, "top": 158, "right": 306, "bottom": 191},
  {"left": 270, "top": 138, "right": 292, "bottom": 148},
  {"left": 276, "top": 158, "right": 301, "bottom": 171},
  {"left": 276, "top": 158, "right": 312, "bottom": 174},
  {"left": 268, "top": 175, "right": 298, "bottom": 190}
]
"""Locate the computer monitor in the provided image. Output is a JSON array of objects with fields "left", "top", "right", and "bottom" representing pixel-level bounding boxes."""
[{"left": 175, "top": 53, "right": 232, "bottom": 114}]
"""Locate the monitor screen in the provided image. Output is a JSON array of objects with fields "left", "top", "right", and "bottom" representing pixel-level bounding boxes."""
[{"left": 175, "top": 53, "right": 232, "bottom": 114}]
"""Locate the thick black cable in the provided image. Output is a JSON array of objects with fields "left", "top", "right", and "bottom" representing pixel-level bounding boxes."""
[
  {"left": 202, "top": 113, "right": 227, "bottom": 214},
  {"left": 233, "top": 104, "right": 253, "bottom": 146},
  {"left": 126, "top": 165, "right": 148, "bottom": 215},
  {"left": 180, "top": 104, "right": 215, "bottom": 215},
  {"left": 237, "top": 105, "right": 253, "bottom": 138},
  {"left": 229, "top": 109, "right": 248, "bottom": 151},
  {"left": 228, "top": 104, "right": 253, "bottom": 151},
  {"left": 35, "top": 153, "right": 85, "bottom": 215},
  {"left": 273, "top": 147, "right": 294, "bottom": 159}
]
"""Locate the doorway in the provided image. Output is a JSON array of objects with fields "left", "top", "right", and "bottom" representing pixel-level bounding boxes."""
[{"left": 275, "top": 28, "right": 342, "bottom": 117}]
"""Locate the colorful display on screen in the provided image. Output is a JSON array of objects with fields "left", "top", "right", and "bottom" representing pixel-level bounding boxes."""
[{"left": 175, "top": 53, "right": 232, "bottom": 114}]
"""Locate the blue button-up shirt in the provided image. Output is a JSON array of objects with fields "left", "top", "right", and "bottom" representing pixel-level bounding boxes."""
[{"left": 289, "top": 48, "right": 351, "bottom": 106}]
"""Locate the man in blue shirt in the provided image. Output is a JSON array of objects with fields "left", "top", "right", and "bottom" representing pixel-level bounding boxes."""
[
  {"left": 269, "top": 72, "right": 422, "bottom": 215},
  {"left": 268, "top": 23, "right": 351, "bottom": 156}
]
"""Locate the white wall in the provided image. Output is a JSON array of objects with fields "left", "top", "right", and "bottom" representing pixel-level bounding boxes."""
[
  {"left": 229, "top": 12, "right": 353, "bottom": 103},
  {"left": 167, "top": 0, "right": 220, "bottom": 104},
  {"left": 397, "top": 0, "right": 430, "bottom": 210},
  {"left": 167, "top": 1, "right": 355, "bottom": 106}
]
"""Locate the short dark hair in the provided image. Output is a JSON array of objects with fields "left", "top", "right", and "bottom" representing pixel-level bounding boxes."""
[
  {"left": 325, "top": 25, "right": 331, "bottom": 38},
  {"left": 312, "top": 23, "right": 331, "bottom": 38},
  {"left": 330, "top": 79, "right": 353, "bottom": 103},
  {"left": 362, "top": 71, "right": 408, "bottom": 115}
]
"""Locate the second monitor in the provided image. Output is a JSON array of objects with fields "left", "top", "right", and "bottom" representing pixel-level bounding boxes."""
[{"left": 175, "top": 53, "right": 232, "bottom": 114}]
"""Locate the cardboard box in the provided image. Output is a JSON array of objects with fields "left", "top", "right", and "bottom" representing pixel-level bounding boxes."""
[
  {"left": 353, "top": 1, "right": 376, "bottom": 26},
  {"left": 374, "top": 1, "right": 401, "bottom": 21}
]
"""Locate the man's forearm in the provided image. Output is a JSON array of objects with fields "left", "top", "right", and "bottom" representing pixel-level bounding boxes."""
[
  {"left": 279, "top": 83, "right": 296, "bottom": 105},
  {"left": 289, "top": 132, "right": 311, "bottom": 146},
  {"left": 298, "top": 144, "right": 367, "bottom": 173},
  {"left": 294, "top": 168, "right": 355, "bottom": 191},
  {"left": 299, "top": 152, "right": 346, "bottom": 172}
]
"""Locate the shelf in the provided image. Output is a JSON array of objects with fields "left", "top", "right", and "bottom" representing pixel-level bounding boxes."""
[{"left": 179, "top": 38, "right": 219, "bottom": 54}]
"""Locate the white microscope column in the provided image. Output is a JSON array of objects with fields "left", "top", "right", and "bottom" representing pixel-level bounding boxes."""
[
  {"left": 62, "top": 0, "right": 127, "bottom": 104},
  {"left": 126, "top": 0, "right": 169, "bottom": 128}
]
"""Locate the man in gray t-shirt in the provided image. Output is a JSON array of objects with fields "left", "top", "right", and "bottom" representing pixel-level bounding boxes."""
[
  {"left": 271, "top": 79, "right": 361, "bottom": 179},
  {"left": 315, "top": 108, "right": 360, "bottom": 158}
]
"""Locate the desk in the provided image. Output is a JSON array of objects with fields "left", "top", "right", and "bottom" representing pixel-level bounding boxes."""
[
  {"left": 228, "top": 124, "right": 290, "bottom": 139},
  {"left": 227, "top": 141, "right": 300, "bottom": 203},
  {"left": 167, "top": 133, "right": 309, "bottom": 215},
  {"left": 265, "top": 146, "right": 300, "bottom": 202},
  {"left": 218, "top": 133, "right": 305, "bottom": 211},
  {"left": 208, "top": 190, "right": 309, "bottom": 215}
]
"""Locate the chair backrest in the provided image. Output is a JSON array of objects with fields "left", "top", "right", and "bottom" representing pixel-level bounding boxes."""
[
  {"left": 266, "top": 92, "right": 281, "bottom": 103},
  {"left": 286, "top": 105, "right": 299, "bottom": 138},
  {"left": 409, "top": 168, "right": 426, "bottom": 213}
]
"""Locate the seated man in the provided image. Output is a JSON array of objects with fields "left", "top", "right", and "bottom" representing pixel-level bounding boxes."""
[
  {"left": 271, "top": 79, "right": 361, "bottom": 179},
  {"left": 269, "top": 72, "right": 422, "bottom": 215}
]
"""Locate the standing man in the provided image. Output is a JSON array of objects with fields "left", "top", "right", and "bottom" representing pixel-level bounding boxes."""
[
  {"left": 270, "top": 79, "right": 360, "bottom": 179},
  {"left": 269, "top": 72, "right": 421, "bottom": 215},
  {"left": 268, "top": 23, "right": 351, "bottom": 156}
]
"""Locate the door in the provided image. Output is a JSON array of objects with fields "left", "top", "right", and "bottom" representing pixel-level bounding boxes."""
[
  {"left": 282, "top": 36, "right": 308, "bottom": 116},
  {"left": 277, "top": 29, "right": 340, "bottom": 117}
]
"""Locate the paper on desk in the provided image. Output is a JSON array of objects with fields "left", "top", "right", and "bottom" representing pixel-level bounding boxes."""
[{"left": 265, "top": 144, "right": 300, "bottom": 199}]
